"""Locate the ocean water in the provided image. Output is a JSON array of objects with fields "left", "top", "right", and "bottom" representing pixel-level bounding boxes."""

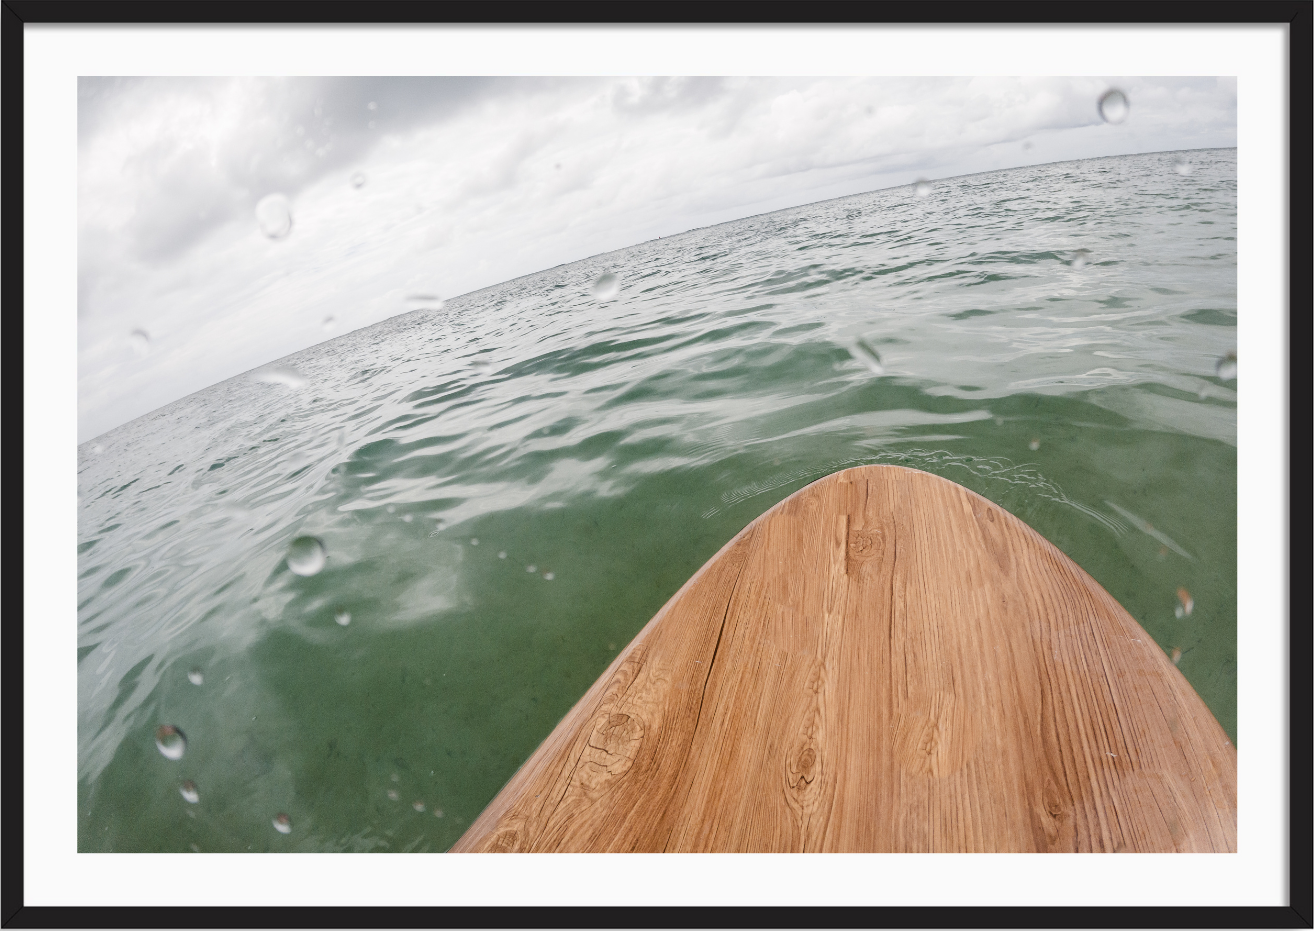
[{"left": 77, "top": 148, "right": 1237, "bottom": 853}]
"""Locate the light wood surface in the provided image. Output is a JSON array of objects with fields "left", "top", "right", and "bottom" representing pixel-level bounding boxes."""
[{"left": 451, "top": 465, "right": 1236, "bottom": 852}]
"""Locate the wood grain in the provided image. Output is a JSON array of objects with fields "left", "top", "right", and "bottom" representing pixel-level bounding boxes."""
[{"left": 451, "top": 465, "right": 1236, "bottom": 852}]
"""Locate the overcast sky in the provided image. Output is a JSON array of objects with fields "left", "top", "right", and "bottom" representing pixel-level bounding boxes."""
[{"left": 77, "top": 75, "right": 1237, "bottom": 443}]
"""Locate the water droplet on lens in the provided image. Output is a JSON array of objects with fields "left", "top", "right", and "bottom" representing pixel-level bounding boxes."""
[
  {"left": 273, "top": 813, "right": 292, "bottom": 834},
  {"left": 1098, "top": 89, "right": 1129, "bottom": 124},
  {"left": 1069, "top": 249, "right": 1091, "bottom": 269},
  {"left": 387, "top": 789, "right": 399, "bottom": 800},
  {"left": 406, "top": 293, "right": 445, "bottom": 312},
  {"left": 543, "top": 572, "right": 555, "bottom": 581},
  {"left": 913, "top": 180, "right": 931, "bottom": 198},
  {"left": 1176, "top": 587, "right": 1194, "bottom": 616},
  {"left": 187, "top": 668, "right": 204, "bottom": 686},
  {"left": 286, "top": 536, "right": 326, "bottom": 576},
  {"left": 335, "top": 610, "right": 351, "bottom": 626},
  {"left": 498, "top": 550, "right": 507, "bottom": 559},
  {"left": 385, "top": 504, "right": 396, "bottom": 514},
  {"left": 180, "top": 781, "right": 199, "bottom": 803},
  {"left": 413, "top": 800, "right": 425, "bottom": 812},
  {"left": 1029, "top": 439, "right": 1040, "bottom": 451},
  {"left": 351, "top": 172, "right": 366, "bottom": 188},
  {"left": 91, "top": 443, "right": 104, "bottom": 455},
  {"left": 322, "top": 316, "right": 337, "bottom": 332},
  {"left": 471, "top": 360, "right": 494, "bottom": 375},
  {"left": 590, "top": 272, "right": 620, "bottom": 302},
  {"left": 155, "top": 725, "right": 186, "bottom": 760},
  {"left": 367, "top": 101, "right": 378, "bottom": 111},
  {"left": 470, "top": 538, "right": 478, "bottom": 546},
  {"left": 1022, "top": 140, "right": 1034, "bottom": 151},
  {"left": 252, "top": 365, "right": 307, "bottom": 389},
  {"left": 1173, "top": 157, "right": 1193, "bottom": 176},
  {"left": 1170, "top": 647, "right": 1182, "bottom": 665},
  {"left": 526, "top": 565, "right": 536, "bottom": 573},
  {"left": 129, "top": 329, "right": 151, "bottom": 357},
  {"left": 852, "top": 337, "right": 884, "bottom": 375},
  {"left": 433, "top": 808, "right": 444, "bottom": 818},
  {"left": 255, "top": 194, "right": 293, "bottom": 240},
  {"left": 390, "top": 772, "right": 399, "bottom": 782},
  {"left": 1216, "top": 351, "right": 1236, "bottom": 380},
  {"left": 402, "top": 514, "right": 412, "bottom": 522}
]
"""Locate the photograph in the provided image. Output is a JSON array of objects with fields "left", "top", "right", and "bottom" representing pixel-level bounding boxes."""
[
  {"left": 4, "top": 10, "right": 1294, "bottom": 916},
  {"left": 74, "top": 71, "right": 1242, "bottom": 858}
]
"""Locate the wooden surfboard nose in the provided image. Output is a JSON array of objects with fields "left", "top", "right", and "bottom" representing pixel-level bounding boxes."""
[{"left": 451, "top": 465, "right": 1236, "bottom": 853}]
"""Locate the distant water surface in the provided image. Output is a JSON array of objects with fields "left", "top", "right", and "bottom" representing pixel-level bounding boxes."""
[{"left": 78, "top": 148, "right": 1236, "bottom": 852}]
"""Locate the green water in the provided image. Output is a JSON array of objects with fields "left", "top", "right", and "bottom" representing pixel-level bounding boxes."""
[{"left": 77, "top": 149, "right": 1236, "bottom": 852}]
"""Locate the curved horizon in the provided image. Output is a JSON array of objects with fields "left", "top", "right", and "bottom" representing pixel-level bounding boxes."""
[{"left": 77, "top": 76, "right": 1237, "bottom": 443}]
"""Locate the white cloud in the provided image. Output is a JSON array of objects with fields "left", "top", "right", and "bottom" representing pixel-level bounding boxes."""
[{"left": 77, "top": 75, "right": 1236, "bottom": 442}]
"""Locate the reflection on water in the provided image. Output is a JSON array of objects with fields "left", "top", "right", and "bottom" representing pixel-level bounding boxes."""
[{"left": 78, "top": 149, "right": 1236, "bottom": 852}]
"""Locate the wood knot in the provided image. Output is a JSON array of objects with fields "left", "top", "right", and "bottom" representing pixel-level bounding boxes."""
[
  {"left": 788, "top": 743, "right": 821, "bottom": 793},
  {"left": 591, "top": 712, "right": 643, "bottom": 762},
  {"left": 848, "top": 528, "right": 882, "bottom": 559},
  {"left": 1035, "top": 778, "right": 1071, "bottom": 848},
  {"left": 572, "top": 709, "right": 645, "bottom": 797}
]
